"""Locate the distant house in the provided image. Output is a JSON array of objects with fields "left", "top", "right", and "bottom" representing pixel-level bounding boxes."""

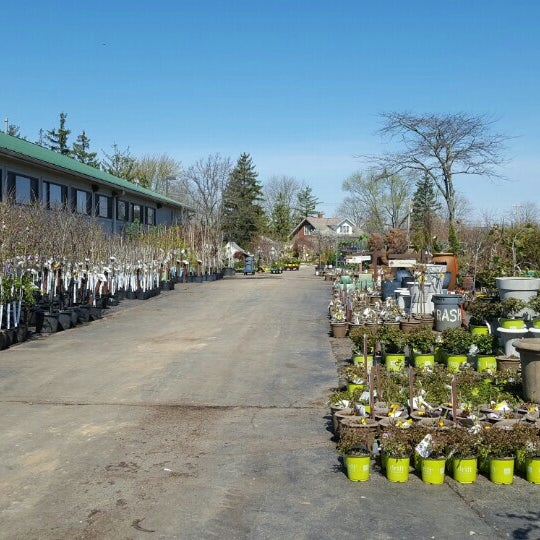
[
  {"left": 289, "top": 214, "right": 364, "bottom": 260},
  {"left": 0, "top": 132, "right": 193, "bottom": 233}
]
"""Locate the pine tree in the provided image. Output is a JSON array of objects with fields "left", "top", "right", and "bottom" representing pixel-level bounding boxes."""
[
  {"left": 221, "top": 153, "right": 264, "bottom": 246},
  {"left": 72, "top": 130, "right": 99, "bottom": 168},
  {"left": 45, "top": 112, "right": 71, "bottom": 155},
  {"left": 271, "top": 192, "right": 294, "bottom": 241},
  {"left": 295, "top": 186, "right": 320, "bottom": 220},
  {"left": 411, "top": 174, "right": 441, "bottom": 252}
]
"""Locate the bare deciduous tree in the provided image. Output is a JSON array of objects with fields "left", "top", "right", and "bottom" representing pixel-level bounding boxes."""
[
  {"left": 179, "top": 153, "right": 232, "bottom": 229},
  {"left": 367, "top": 112, "right": 508, "bottom": 226}
]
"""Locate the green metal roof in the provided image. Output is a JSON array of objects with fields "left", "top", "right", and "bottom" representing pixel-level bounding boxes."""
[{"left": 0, "top": 132, "right": 192, "bottom": 210}]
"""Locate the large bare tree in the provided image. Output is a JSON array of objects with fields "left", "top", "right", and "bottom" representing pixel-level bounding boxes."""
[
  {"left": 368, "top": 112, "right": 508, "bottom": 226},
  {"left": 179, "top": 153, "right": 232, "bottom": 229}
]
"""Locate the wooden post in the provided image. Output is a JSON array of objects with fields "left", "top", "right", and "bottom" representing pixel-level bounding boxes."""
[{"left": 451, "top": 376, "right": 458, "bottom": 426}]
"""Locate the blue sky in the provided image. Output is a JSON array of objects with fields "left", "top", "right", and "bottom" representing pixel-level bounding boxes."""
[{"left": 2, "top": 1, "right": 539, "bottom": 220}]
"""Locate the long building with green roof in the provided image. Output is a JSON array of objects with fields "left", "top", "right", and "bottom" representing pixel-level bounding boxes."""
[{"left": 0, "top": 132, "right": 192, "bottom": 233}]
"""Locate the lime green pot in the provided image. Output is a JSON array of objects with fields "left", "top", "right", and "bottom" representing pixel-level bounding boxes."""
[
  {"left": 526, "top": 457, "right": 540, "bottom": 484},
  {"left": 446, "top": 354, "right": 468, "bottom": 373},
  {"left": 452, "top": 457, "right": 478, "bottom": 484},
  {"left": 353, "top": 354, "right": 374, "bottom": 369},
  {"left": 344, "top": 454, "right": 371, "bottom": 482},
  {"left": 421, "top": 457, "right": 446, "bottom": 485},
  {"left": 532, "top": 318, "right": 540, "bottom": 329},
  {"left": 489, "top": 456, "right": 515, "bottom": 484},
  {"left": 384, "top": 353, "right": 405, "bottom": 372},
  {"left": 476, "top": 354, "right": 497, "bottom": 373},
  {"left": 499, "top": 318, "right": 526, "bottom": 329},
  {"left": 470, "top": 325, "right": 490, "bottom": 335},
  {"left": 386, "top": 456, "right": 410, "bottom": 482},
  {"left": 347, "top": 382, "right": 364, "bottom": 393},
  {"left": 413, "top": 352, "right": 435, "bottom": 369}
]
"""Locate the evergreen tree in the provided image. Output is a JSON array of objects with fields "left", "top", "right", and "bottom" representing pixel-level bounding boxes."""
[
  {"left": 221, "top": 153, "right": 264, "bottom": 246},
  {"left": 410, "top": 174, "right": 441, "bottom": 252},
  {"left": 36, "top": 128, "right": 45, "bottom": 146},
  {"left": 271, "top": 191, "right": 294, "bottom": 241},
  {"left": 6, "top": 124, "right": 23, "bottom": 138},
  {"left": 72, "top": 130, "right": 100, "bottom": 168},
  {"left": 45, "top": 112, "right": 71, "bottom": 155},
  {"left": 101, "top": 143, "right": 136, "bottom": 181},
  {"left": 295, "top": 186, "right": 320, "bottom": 220}
]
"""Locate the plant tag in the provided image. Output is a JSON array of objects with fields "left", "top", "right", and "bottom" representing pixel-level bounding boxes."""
[
  {"left": 356, "top": 405, "right": 367, "bottom": 416},
  {"left": 415, "top": 434, "right": 433, "bottom": 458},
  {"left": 359, "top": 391, "right": 370, "bottom": 401}
]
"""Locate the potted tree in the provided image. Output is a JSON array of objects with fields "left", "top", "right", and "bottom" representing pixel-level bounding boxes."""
[
  {"left": 406, "top": 327, "right": 438, "bottom": 369},
  {"left": 439, "top": 327, "right": 474, "bottom": 372}
]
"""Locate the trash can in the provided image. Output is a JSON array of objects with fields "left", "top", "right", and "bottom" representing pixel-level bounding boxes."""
[{"left": 432, "top": 294, "right": 463, "bottom": 332}]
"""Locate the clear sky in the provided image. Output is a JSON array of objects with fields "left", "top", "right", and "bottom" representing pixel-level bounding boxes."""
[{"left": 2, "top": 1, "right": 539, "bottom": 221}]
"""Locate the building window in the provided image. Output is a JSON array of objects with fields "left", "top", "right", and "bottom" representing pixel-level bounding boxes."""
[
  {"left": 303, "top": 225, "right": 312, "bottom": 235},
  {"left": 7, "top": 172, "right": 39, "bottom": 204},
  {"left": 117, "top": 200, "right": 128, "bottom": 221},
  {"left": 44, "top": 181, "right": 68, "bottom": 209},
  {"left": 72, "top": 189, "right": 92, "bottom": 214},
  {"left": 96, "top": 194, "right": 112, "bottom": 219},
  {"left": 146, "top": 207, "right": 155, "bottom": 226},
  {"left": 341, "top": 225, "right": 350, "bottom": 234},
  {"left": 131, "top": 203, "right": 143, "bottom": 223}
]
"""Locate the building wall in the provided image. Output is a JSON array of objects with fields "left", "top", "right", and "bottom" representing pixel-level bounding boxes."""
[{"left": 0, "top": 154, "right": 186, "bottom": 233}]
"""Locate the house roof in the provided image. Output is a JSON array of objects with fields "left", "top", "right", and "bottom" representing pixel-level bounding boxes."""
[
  {"left": 289, "top": 216, "right": 362, "bottom": 238},
  {"left": 0, "top": 132, "right": 193, "bottom": 211}
]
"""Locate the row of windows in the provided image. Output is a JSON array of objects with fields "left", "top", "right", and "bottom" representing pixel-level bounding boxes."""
[{"left": 3, "top": 172, "right": 156, "bottom": 225}]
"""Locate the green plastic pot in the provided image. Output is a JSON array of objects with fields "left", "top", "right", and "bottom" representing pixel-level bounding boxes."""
[
  {"left": 386, "top": 456, "right": 410, "bottom": 482},
  {"left": 470, "top": 325, "right": 490, "bottom": 335},
  {"left": 499, "top": 318, "right": 526, "bottom": 329},
  {"left": 344, "top": 454, "right": 371, "bottom": 482},
  {"left": 413, "top": 353, "right": 435, "bottom": 369},
  {"left": 353, "top": 354, "right": 374, "bottom": 369},
  {"left": 421, "top": 457, "right": 446, "bottom": 485},
  {"left": 476, "top": 355, "right": 497, "bottom": 373},
  {"left": 446, "top": 354, "right": 468, "bottom": 373},
  {"left": 489, "top": 456, "right": 514, "bottom": 484},
  {"left": 384, "top": 353, "right": 406, "bottom": 372},
  {"left": 526, "top": 457, "right": 540, "bottom": 484},
  {"left": 452, "top": 457, "right": 478, "bottom": 484},
  {"left": 346, "top": 382, "right": 364, "bottom": 393}
]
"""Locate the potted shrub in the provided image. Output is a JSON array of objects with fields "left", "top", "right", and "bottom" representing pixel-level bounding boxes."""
[
  {"left": 471, "top": 333, "right": 500, "bottom": 373},
  {"left": 337, "top": 426, "right": 372, "bottom": 482},
  {"left": 339, "top": 365, "right": 367, "bottom": 394},
  {"left": 406, "top": 328, "right": 437, "bottom": 369},
  {"left": 527, "top": 292, "right": 540, "bottom": 328},
  {"left": 479, "top": 424, "right": 519, "bottom": 484},
  {"left": 417, "top": 428, "right": 449, "bottom": 485},
  {"left": 499, "top": 297, "right": 528, "bottom": 328},
  {"left": 440, "top": 327, "right": 474, "bottom": 372},
  {"left": 466, "top": 298, "right": 502, "bottom": 333},
  {"left": 349, "top": 326, "right": 378, "bottom": 368},
  {"left": 445, "top": 427, "right": 481, "bottom": 483},
  {"left": 376, "top": 324, "right": 407, "bottom": 371},
  {"left": 515, "top": 423, "right": 540, "bottom": 484},
  {"left": 330, "top": 303, "right": 348, "bottom": 338},
  {"left": 379, "top": 424, "right": 413, "bottom": 482}
]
